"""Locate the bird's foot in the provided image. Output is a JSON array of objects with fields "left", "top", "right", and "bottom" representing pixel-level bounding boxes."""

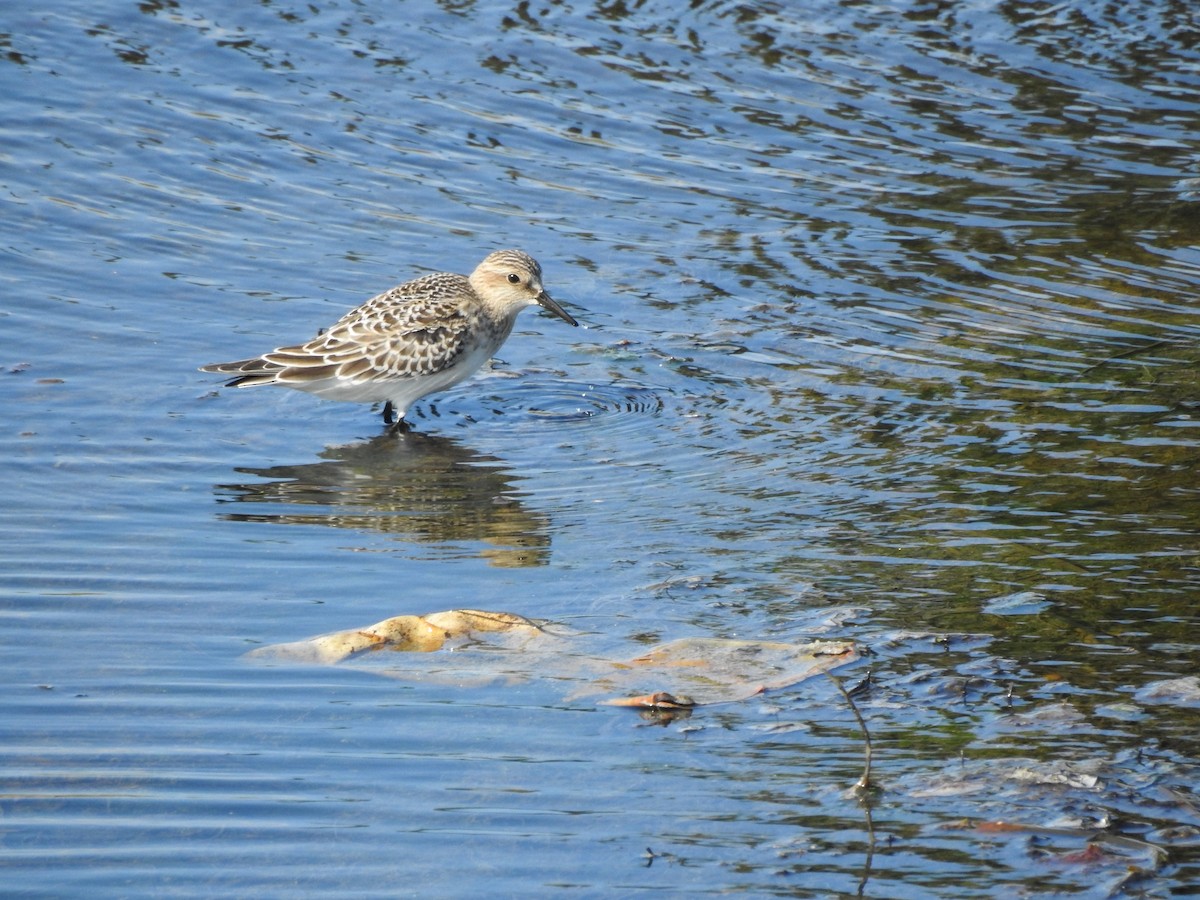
[{"left": 381, "top": 402, "right": 411, "bottom": 432}]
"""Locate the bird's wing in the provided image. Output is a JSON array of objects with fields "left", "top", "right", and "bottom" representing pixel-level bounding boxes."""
[
  {"left": 265, "top": 285, "right": 474, "bottom": 384},
  {"left": 201, "top": 274, "right": 476, "bottom": 386}
]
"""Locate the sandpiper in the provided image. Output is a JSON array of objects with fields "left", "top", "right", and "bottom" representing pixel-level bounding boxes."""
[{"left": 200, "top": 249, "right": 578, "bottom": 425}]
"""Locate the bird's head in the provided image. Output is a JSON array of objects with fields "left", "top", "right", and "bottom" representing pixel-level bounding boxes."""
[{"left": 470, "top": 249, "right": 578, "bottom": 326}]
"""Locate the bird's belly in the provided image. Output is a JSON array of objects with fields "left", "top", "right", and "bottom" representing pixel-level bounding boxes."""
[{"left": 290, "top": 343, "right": 494, "bottom": 410}]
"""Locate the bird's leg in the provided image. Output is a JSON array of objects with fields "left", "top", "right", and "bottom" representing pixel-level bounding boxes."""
[{"left": 381, "top": 401, "right": 410, "bottom": 432}]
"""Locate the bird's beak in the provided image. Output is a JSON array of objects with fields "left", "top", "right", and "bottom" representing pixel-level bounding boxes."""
[{"left": 536, "top": 290, "right": 578, "bottom": 327}]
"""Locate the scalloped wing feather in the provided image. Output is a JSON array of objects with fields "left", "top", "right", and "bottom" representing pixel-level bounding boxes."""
[{"left": 205, "top": 275, "right": 479, "bottom": 388}]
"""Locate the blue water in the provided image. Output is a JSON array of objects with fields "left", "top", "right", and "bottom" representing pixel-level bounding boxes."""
[{"left": 3, "top": 1, "right": 1200, "bottom": 895}]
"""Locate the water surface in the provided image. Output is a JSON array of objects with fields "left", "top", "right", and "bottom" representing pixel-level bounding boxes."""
[{"left": 3, "top": 1, "right": 1199, "bottom": 895}]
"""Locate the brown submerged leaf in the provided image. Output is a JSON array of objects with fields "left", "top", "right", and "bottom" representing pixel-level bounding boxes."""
[{"left": 591, "top": 638, "right": 859, "bottom": 706}]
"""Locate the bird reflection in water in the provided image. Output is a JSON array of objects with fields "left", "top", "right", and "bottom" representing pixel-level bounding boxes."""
[{"left": 214, "top": 430, "right": 551, "bottom": 568}]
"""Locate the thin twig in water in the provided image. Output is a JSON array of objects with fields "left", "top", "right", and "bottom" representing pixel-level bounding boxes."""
[
  {"left": 826, "top": 670, "right": 877, "bottom": 896},
  {"left": 1078, "top": 339, "right": 1173, "bottom": 376},
  {"left": 827, "top": 671, "right": 873, "bottom": 792}
]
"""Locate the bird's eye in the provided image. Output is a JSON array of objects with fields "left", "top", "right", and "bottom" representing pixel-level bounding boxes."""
[{"left": 507, "top": 273, "right": 521, "bottom": 284}]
